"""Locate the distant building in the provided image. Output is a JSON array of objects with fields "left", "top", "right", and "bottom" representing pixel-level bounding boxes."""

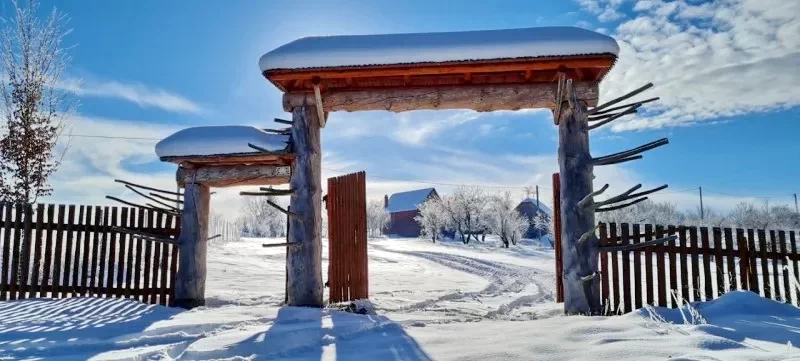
[
  {"left": 515, "top": 198, "right": 553, "bottom": 239},
  {"left": 384, "top": 188, "right": 439, "bottom": 237}
]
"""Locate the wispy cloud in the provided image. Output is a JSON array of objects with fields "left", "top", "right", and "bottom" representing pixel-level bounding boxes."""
[
  {"left": 59, "top": 77, "right": 206, "bottom": 114},
  {"left": 577, "top": 0, "right": 800, "bottom": 131}
]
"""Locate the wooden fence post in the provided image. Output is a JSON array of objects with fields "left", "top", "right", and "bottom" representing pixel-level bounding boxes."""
[
  {"left": 552, "top": 172, "right": 563, "bottom": 303},
  {"left": 174, "top": 174, "right": 210, "bottom": 309}
]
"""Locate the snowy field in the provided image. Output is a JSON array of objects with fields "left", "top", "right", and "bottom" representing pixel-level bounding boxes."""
[{"left": 0, "top": 236, "right": 798, "bottom": 360}]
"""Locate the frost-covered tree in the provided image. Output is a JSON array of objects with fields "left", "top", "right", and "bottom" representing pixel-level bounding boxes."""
[
  {"left": 444, "top": 186, "right": 487, "bottom": 244},
  {"left": 366, "top": 199, "right": 389, "bottom": 237},
  {"left": 531, "top": 210, "right": 554, "bottom": 244},
  {"left": 486, "top": 191, "right": 529, "bottom": 248},
  {"left": 0, "top": 0, "right": 75, "bottom": 203},
  {"left": 415, "top": 196, "right": 446, "bottom": 242},
  {"left": 728, "top": 202, "right": 769, "bottom": 230},
  {"left": 239, "top": 196, "right": 286, "bottom": 237}
]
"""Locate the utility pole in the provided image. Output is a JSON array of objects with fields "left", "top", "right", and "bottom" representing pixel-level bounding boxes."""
[
  {"left": 794, "top": 193, "right": 798, "bottom": 214},
  {"left": 699, "top": 186, "right": 704, "bottom": 220},
  {"left": 536, "top": 185, "right": 540, "bottom": 210}
]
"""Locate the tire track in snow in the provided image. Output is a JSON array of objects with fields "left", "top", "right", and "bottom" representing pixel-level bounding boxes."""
[{"left": 371, "top": 245, "right": 556, "bottom": 321}]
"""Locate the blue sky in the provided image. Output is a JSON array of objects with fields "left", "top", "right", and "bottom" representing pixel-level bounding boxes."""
[{"left": 19, "top": 0, "right": 799, "bottom": 217}]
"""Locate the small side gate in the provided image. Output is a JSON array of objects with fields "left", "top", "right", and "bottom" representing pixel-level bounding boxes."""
[{"left": 326, "top": 171, "right": 368, "bottom": 303}]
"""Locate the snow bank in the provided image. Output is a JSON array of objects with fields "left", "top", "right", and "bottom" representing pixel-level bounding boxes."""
[
  {"left": 260, "top": 26, "right": 619, "bottom": 71},
  {"left": 155, "top": 125, "right": 289, "bottom": 158},
  {"left": 1, "top": 238, "right": 798, "bottom": 360}
]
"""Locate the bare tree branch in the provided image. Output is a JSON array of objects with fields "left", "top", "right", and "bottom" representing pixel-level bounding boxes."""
[{"left": 592, "top": 138, "right": 669, "bottom": 165}]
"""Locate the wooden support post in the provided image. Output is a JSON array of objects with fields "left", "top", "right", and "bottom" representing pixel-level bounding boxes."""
[
  {"left": 173, "top": 172, "right": 210, "bottom": 309},
  {"left": 286, "top": 105, "right": 324, "bottom": 307},
  {"left": 557, "top": 80, "right": 601, "bottom": 315}
]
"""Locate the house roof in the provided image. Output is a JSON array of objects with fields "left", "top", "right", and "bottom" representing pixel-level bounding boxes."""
[
  {"left": 386, "top": 188, "right": 436, "bottom": 213},
  {"left": 259, "top": 26, "right": 619, "bottom": 72},
  {"left": 519, "top": 198, "right": 553, "bottom": 216}
]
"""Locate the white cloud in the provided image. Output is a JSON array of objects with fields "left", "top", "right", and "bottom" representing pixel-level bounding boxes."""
[
  {"left": 59, "top": 77, "right": 206, "bottom": 114},
  {"left": 585, "top": 0, "right": 800, "bottom": 132}
]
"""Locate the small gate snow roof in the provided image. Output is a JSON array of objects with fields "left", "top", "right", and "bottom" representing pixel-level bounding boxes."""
[{"left": 156, "top": 125, "right": 291, "bottom": 162}]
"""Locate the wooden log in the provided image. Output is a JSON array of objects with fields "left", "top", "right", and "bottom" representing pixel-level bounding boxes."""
[
  {"left": 286, "top": 106, "right": 324, "bottom": 307},
  {"left": 176, "top": 165, "right": 291, "bottom": 188},
  {"left": 283, "top": 82, "right": 600, "bottom": 113},
  {"left": 262, "top": 242, "right": 300, "bottom": 248},
  {"left": 557, "top": 80, "right": 601, "bottom": 314},
  {"left": 174, "top": 177, "right": 210, "bottom": 309},
  {"left": 115, "top": 179, "right": 182, "bottom": 197}
]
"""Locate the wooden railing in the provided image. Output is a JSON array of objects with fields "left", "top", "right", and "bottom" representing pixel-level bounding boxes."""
[
  {"left": 0, "top": 202, "right": 180, "bottom": 306},
  {"left": 598, "top": 222, "right": 799, "bottom": 314}
]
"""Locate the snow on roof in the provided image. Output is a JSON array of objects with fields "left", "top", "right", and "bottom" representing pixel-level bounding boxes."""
[
  {"left": 155, "top": 125, "right": 289, "bottom": 158},
  {"left": 520, "top": 198, "right": 553, "bottom": 216},
  {"left": 386, "top": 188, "right": 435, "bottom": 213},
  {"left": 260, "top": 26, "right": 619, "bottom": 72}
]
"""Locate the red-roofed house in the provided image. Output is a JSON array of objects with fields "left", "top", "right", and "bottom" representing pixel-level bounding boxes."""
[{"left": 384, "top": 188, "right": 439, "bottom": 237}]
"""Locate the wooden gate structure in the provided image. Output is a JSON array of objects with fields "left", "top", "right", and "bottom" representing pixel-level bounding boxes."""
[
  {"left": 326, "top": 171, "right": 368, "bottom": 303},
  {"left": 149, "top": 26, "right": 672, "bottom": 312}
]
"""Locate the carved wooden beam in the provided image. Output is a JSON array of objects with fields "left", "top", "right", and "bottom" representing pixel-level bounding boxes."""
[
  {"left": 283, "top": 82, "right": 599, "bottom": 113},
  {"left": 177, "top": 165, "right": 291, "bottom": 188}
]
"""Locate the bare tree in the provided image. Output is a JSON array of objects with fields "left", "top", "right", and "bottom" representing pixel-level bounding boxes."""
[
  {"left": 0, "top": 0, "right": 75, "bottom": 203},
  {"left": 415, "top": 196, "right": 446, "bottom": 243},
  {"left": 366, "top": 199, "right": 389, "bottom": 237},
  {"left": 444, "top": 186, "right": 486, "bottom": 244}
]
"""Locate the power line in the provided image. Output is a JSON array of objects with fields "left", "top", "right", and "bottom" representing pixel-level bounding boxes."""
[{"left": 66, "top": 134, "right": 161, "bottom": 141}]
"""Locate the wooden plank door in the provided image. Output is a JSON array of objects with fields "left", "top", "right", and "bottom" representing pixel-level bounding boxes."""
[{"left": 326, "top": 171, "right": 368, "bottom": 304}]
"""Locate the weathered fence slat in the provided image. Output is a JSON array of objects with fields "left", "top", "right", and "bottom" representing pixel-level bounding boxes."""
[
  {"left": 599, "top": 223, "right": 609, "bottom": 310},
  {"left": 758, "top": 229, "right": 771, "bottom": 299},
  {"left": 779, "top": 231, "right": 790, "bottom": 304},
  {"left": 679, "top": 226, "right": 690, "bottom": 303},
  {"left": 631, "top": 224, "right": 643, "bottom": 310},
  {"left": 791, "top": 231, "right": 799, "bottom": 305},
  {"left": 655, "top": 225, "right": 667, "bottom": 307},
  {"left": 723, "top": 228, "right": 736, "bottom": 291},
  {"left": 769, "top": 230, "right": 780, "bottom": 302},
  {"left": 667, "top": 226, "right": 678, "bottom": 306},
  {"left": 31, "top": 204, "right": 45, "bottom": 298},
  {"left": 699, "top": 227, "right": 712, "bottom": 301},
  {"left": 552, "top": 173, "right": 563, "bottom": 303},
  {"left": 142, "top": 210, "right": 154, "bottom": 303},
  {"left": 712, "top": 228, "right": 725, "bottom": 297},
  {"left": 62, "top": 205, "right": 76, "bottom": 298},
  {"left": 41, "top": 204, "right": 55, "bottom": 297},
  {"left": 20, "top": 204, "right": 34, "bottom": 299},
  {"left": 133, "top": 208, "right": 145, "bottom": 300},
  {"left": 0, "top": 203, "right": 10, "bottom": 301},
  {"left": 689, "top": 227, "right": 700, "bottom": 302},
  {"left": 735, "top": 229, "right": 749, "bottom": 292},
  {"left": 643, "top": 224, "right": 654, "bottom": 306},
  {"left": 610, "top": 223, "right": 621, "bottom": 313},
  {"left": 107, "top": 207, "right": 118, "bottom": 297},
  {"left": 123, "top": 207, "right": 134, "bottom": 298},
  {"left": 746, "top": 229, "right": 759, "bottom": 295},
  {"left": 620, "top": 223, "right": 631, "bottom": 313},
  {"left": 77, "top": 206, "right": 91, "bottom": 296}
]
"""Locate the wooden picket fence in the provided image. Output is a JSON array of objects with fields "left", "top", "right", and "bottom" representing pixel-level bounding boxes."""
[
  {"left": 326, "top": 171, "right": 368, "bottom": 303},
  {"left": 598, "top": 222, "right": 800, "bottom": 314},
  {"left": 0, "top": 202, "right": 181, "bottom": 306}
]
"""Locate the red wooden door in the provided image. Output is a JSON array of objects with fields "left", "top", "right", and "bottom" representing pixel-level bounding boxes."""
[{"left": 326, "top": 171, "right": 368, "bottom": 303}]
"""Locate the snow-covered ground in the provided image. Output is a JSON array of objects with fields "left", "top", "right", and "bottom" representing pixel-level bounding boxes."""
[{"left": 0, "top": 236, "right": 798, "bottom": 360}]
